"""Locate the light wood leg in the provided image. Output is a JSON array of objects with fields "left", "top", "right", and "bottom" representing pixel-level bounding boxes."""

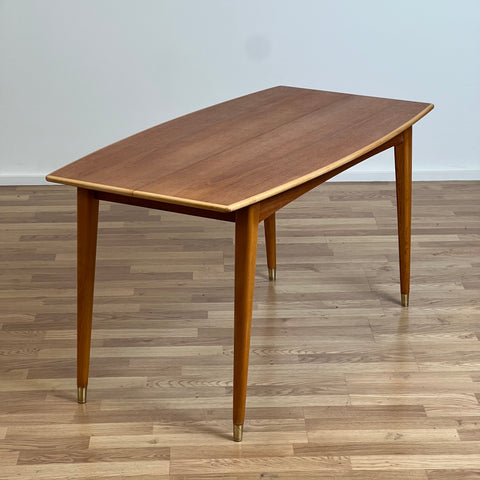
[
  {"left": 233, "top": 204, "right": 259, "bottom": 441},
  {"left": 395, "top": 127, "right": 412, "bottom": 307},
  {"left": 77, "top": 188, "right": 99, "bottom": 403},
  {"left": 264, "top": 213, "right": 276, "bottom": 280}
]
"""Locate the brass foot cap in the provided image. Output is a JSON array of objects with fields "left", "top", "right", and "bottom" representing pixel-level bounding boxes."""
[
  {"left": 401, "top": 293, "right": 409, "bottom": 307},
  {"left": 77, "top": 386, "right": 87, "bottom": 404},
  {"left": 268, "top": 268, "right": 276, "bottom": 281},
  {"left": 233, "top": 424, "right": 243, "bottom": 442}
]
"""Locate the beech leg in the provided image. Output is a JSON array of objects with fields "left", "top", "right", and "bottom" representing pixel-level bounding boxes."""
[
  {"left": 394, "top": 127, "right": 412, "bottom": 307},
  {"left": 233, "top": 204, "right": 259, "bottom": 441},
  {"left": 77, "top": 188, "right": 99, "bottom": 403},
  {"left": 264, "top": 213, "right": 277, "bottom": 280}
]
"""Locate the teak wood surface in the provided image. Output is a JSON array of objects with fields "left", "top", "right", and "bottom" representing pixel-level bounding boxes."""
[
  {"left": 47, "top": 86, "right": 432, "bottom": 212},
  {"left": 45, "top": 86, "right": 433, "bottom": 441}
]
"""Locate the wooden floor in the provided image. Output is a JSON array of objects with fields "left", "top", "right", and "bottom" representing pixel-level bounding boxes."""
[{"left": 0, "top": 181, "right": 479, "bottom": 479}]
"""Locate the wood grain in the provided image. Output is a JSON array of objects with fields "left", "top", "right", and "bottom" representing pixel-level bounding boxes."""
[
  {"left": 46, "top": 86, "right": 433, "bottom": 211},
  {"left": 0, "top": 181, "right": 478, "bottom": 479}
]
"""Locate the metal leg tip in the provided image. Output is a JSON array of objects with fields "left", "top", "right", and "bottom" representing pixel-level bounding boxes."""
[
  {"left": 233, "top": 424, "right": 243, "bottom": 442},
  {"left": 77, "top": 386, "right": 87, "bottom": 404},
  {"left": 268, "top": 268, "right": 276, "bottom": 281},
  {"left": 401, "top": 293, "right": 409, "bottom": 307}
]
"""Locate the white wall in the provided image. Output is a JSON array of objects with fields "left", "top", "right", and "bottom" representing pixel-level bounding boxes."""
[{"left": 1, "top": 0, "right": 479, "bottom": 184}]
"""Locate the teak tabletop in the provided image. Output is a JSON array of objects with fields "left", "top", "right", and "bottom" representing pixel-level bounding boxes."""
[{"left": 46, "top": 86, "right": 433, "bottom": 441}]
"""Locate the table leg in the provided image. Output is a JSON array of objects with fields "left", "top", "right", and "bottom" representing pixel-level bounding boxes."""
[
  {"left": 77, "top": 188, "right": 99, "bottom": 403},
  {"left": 264, "top": 213, "right": 276, "bottom": 280},
  {"left": 233, "top": 204, "right": 259, "bottom": 441},
  {"left": 394, "top": 127, "right": 412, "bottom": 307}
]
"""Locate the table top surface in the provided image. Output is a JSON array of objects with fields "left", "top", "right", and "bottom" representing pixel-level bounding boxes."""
[{"left": 46, "top": 86, "right": 433, "bottom": 212}]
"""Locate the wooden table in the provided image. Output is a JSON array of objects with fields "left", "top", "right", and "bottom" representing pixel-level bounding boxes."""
[{"left": 46, "top": 86, "right": 433, "bottom": 441}]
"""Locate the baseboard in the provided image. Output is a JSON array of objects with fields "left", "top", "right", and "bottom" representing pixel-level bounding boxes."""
[
  {"left": 331, "top": 170, "right": 480, "bottom": 182},
  {"left": 1, "top": 171, "right": 479, "bottom": 186},
  {"left": 0, "top": 175, "right": 50, "bottom": 186}
]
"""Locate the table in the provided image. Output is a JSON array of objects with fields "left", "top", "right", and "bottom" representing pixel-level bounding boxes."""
[{"left": 46, "top": 86, "right": 433, "bottom": 441}]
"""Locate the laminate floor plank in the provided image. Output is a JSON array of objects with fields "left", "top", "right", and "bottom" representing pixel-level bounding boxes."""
[{"left": 0, "top": 181, "right": 479, "bottom": 478}]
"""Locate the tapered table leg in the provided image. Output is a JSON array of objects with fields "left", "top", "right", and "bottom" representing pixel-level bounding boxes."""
[
  {"left": 395, "top": 127, "right": 412, "bottom": 307},
  {"left": 77, "top": 188, "right": 99, "bottom": 403},
  {"left": 264, "top": 213, "right": 276, "bottom": 281},
  {"left": 233, "top": 204, "right": 259, "bottom": 441}
]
